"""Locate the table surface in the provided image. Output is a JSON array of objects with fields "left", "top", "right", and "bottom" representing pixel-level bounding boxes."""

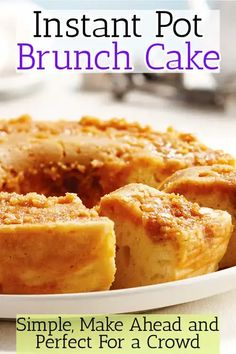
[{"left": 0, "top": 76, "right": 235, "bottom": 353}]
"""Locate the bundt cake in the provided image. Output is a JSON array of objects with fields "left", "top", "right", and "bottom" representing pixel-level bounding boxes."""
[
  {"left": 160, "top": 165, "right": 236, "bottom": 269},
  {"left": 99, "top": 183, "right": 232, "bottom": 289},
  {"left": 0, "top": 115, "right": 234, "bottom": 294},
  {"left": 0, "top": 192, "right": 115, "bottom": 294},
  {"left": 0, "top": 115, "right": 234, "bottom": 207}
]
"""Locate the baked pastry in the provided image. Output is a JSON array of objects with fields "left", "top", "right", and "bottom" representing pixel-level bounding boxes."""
[
  {"left": 0, "top": 115, "right": 234, "bottom": 207},
  {"left": 0, "top": 192, "right": 115, "bottom": 294},
  {"left": 0, "top": 115, "right": 234, "bottom": 294},
  {"left": 99, "top": 183, "right": 232, "bottom": 289},
  {"left": 160, "top": 165, "right": 236, "bottom": 269}
]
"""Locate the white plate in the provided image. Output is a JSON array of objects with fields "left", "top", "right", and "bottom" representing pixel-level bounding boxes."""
[{"left": 1, "top": 267, "right": 236, "bottom": 318}]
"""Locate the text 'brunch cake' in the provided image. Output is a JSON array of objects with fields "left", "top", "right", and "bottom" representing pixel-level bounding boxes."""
[
  {"left": 160, "top": 165, "right": 236, "bottom": 269},
  {"left": 0, "top": 115, "right": 234, "bottom": 207},
  {"left": 99, "top": 183, "right": 232, "bottom": 289},
  {"left": 0, "top": 192, "right": 115, "bottom": 294}
]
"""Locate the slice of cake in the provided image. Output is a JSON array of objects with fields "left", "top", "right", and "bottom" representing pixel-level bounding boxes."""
[
  {"left": 0, "top": 193, "right": 115, "bottom": 294},
  {"left": 160, "top": 165, "right": 236, "bottom": 269},
  {"left": 99, "top": 183, "right": 232, "bottom": 289}
]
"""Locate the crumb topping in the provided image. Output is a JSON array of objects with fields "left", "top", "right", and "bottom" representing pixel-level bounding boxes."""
[
  {"left": 161, "top": 165, "right": 236, "bottom": 194},
  {"left": 197, "top": 165, "right": 236, "bottom": 179},
  {"left": 101, "top": 183, "right": 216, "bottom": 241},
  {"left": 0, "top": 192, "right": 98, "bottom": 225},
  {"left": 0, "top": 115, "right": 233, "bottom": 166}
]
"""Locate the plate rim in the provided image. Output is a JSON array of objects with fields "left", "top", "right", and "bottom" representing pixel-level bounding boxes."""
[{"left": 1, "top": 266, "right": 236, "bottom": 300}]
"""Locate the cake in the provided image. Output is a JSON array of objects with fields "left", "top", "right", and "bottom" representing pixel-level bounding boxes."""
[
  {"left": 0, "top": 115, "right": 234, "bottom": 294},
  {"left": 0, "top": 192, "right": 115, "bottom": 294},
  {"left": 160, "top": 165, "right": 236, "bottom": 269},
  {"left": 99, "top": 183, "right": 232, "bottom": 289},
  {"left": 0, "top": 115, "right": 234, "bottom": 207}
]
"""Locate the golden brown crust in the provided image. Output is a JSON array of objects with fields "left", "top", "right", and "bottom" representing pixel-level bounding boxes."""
[
  {"left": 100, "top": 183, "right": 229, "bottom": 242},
  {"left": 0, "top": 116, "right": 234, "bottom": 207},
  {"left": 0, "top": 192, "right": 99, "bottom": 224},
  {"left": 160, "top": 165, "right": 236, "bottom": 193},
  {"left": 160, "top": 165, "right": 236, "bottom": 268}
]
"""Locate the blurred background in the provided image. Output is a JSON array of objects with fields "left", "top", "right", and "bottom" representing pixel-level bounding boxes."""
[{"left": 0, "top": 0, "right": 236, "bottom": 156}]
